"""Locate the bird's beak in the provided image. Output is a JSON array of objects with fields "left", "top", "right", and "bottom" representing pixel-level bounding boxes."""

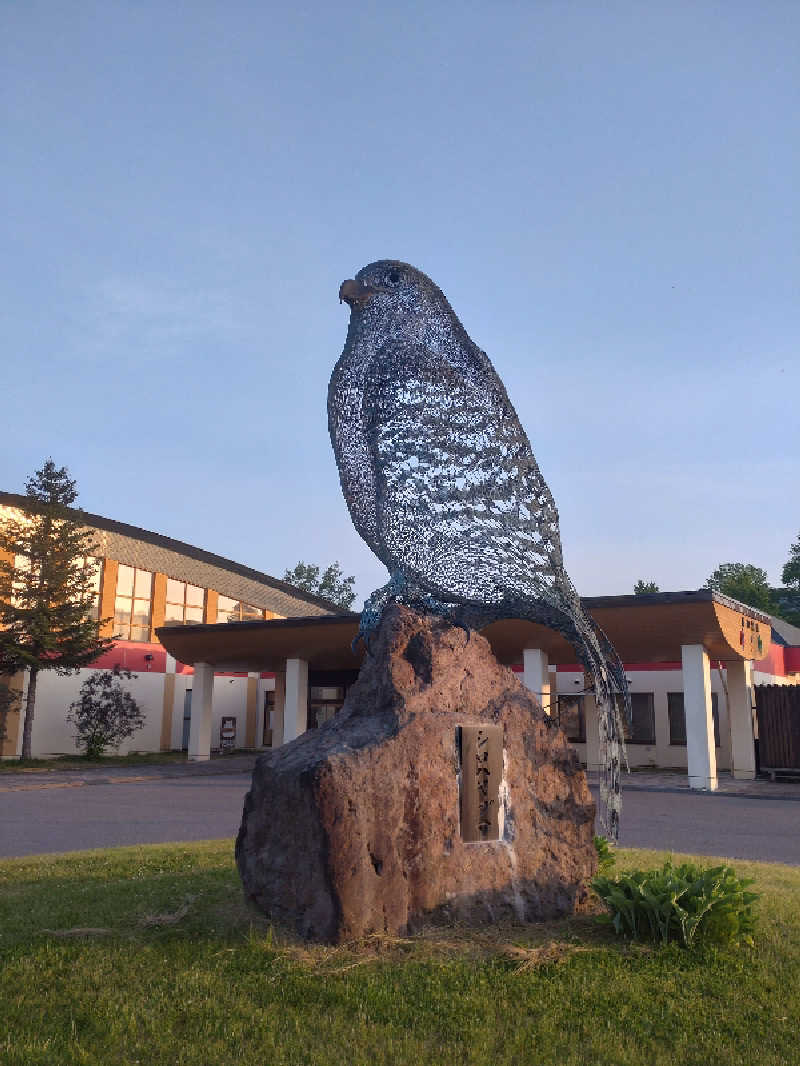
[{"left": 339, "top": 278, "right": 374, "bottom": 309}]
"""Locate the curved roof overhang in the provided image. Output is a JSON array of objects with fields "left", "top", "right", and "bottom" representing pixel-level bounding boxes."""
[{"left": 157, "top": 590, "right": 772, "bottom": 673}]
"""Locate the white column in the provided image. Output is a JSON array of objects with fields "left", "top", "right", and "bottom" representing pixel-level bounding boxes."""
[
  {"left": 681, "top": 644, "right": 718, "bottom": 790},
  {"left": 523, "top": 649, "right": 550, "bottom": 714},
  {"left": 727, "top": 659, "right": 756, "bottom": 780},
  {"left": 283, "top": 658, "right": 309, "bottom": 743},
  {"left": 188, "top": 662, "right": 214, "bottom": 762}
]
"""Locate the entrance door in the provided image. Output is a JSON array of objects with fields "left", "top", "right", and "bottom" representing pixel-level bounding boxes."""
[
  {"left": 182, "top": 689, "right": 192, "bottom": 750},
  {"left": 263, "top": 689, "right": 275, "bottom": 747},
  {"left": 309, "top": 685, "right": 346, "bottom": 729}
]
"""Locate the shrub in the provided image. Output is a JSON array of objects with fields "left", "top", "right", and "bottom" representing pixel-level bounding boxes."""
[
  {"left": 592, "top": 860, "right": 759, "bottom": 948},
  {"left": 66, "top": 667, "right": 145, "bottom": 759},
  {"left": 594, "top": 835, "right": 617, "bottom": 875}
]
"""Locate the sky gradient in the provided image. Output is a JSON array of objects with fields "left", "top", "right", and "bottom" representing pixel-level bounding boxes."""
[{"left": 3, "top": 2, "right": 798, "bottom": 605}]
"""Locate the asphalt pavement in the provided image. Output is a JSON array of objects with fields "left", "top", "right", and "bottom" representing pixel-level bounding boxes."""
[{"left": 1, "top": 759, "right": 799, "bottom": 863}]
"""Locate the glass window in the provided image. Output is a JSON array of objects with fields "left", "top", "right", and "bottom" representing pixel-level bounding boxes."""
[
  {"left": 668, "top": 692, "right": 686, "bottom": 745},
  {"left": 166, "top": 578, "right": 184, "bottom": 604},
  {"left": 216, "top": 595, "right": 263, "bottom": 623},
  {"left": 626, "top": 693, "right": 656, "bottom": 745},
  {"left": 217, "top": 595, "right": 237, "bottom": 623},
  {"left": 667, "top": 692, "right": 720, "bottom": 747},
  {"left": 309, "top": 686, "right": 346, "bottom": 729},
  {"left": 134, "top": 569, "right": 153, "bottom": 598},
  {"left": 67, "top": 556, "right": 103, "bottom": 620},
  {"left": 114, "top": 599, "right": 131, "bottom": 627},
  {"left": 164, "top": 578, "right": 206, "bottom": 626},
  {"left": 11, "top": 555, "right": 31, "bottom": 607},
  {"left": 556, "top": 695, "right": 585, "bottom": 743},
  {"left": 186, "top": 584, "right": 204, "bottom": 607},
  {"left": 13, "top": 553, "right": 102, "bottom": 618},
  {"left": 116, "top": 564, "right": 134, "bottom": 597},
  {"left": 114, "top": 565, "right": 153, "bottom": 641},
  {"left": 86, "top": 557, "right": 102, "bottom": 619},
  {"left": 79, "top": 556, "right": 102, "bottom": 595},
  {"left": 164, "top": 601, "right": 184, "bottom": 624}
]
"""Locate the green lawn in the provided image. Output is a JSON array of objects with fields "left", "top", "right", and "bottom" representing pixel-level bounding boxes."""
[{"left": 1, "top": 842, "right": 798, "bottom": 1066}]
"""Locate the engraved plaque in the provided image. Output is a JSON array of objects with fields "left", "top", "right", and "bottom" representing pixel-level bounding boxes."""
[{"left": 458, "top": 725, "right": 503, "bottom": 842}]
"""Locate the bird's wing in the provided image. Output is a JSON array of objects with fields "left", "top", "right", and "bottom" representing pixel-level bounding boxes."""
[
  {"left": 362, "top": 339, "right": 568, "bottom": 607},
  {"left": 328, "top": 357, "right": 380, "bottom": 550},
  {"left": 363, "top": 337, "right": 630, "bottom": 843}
]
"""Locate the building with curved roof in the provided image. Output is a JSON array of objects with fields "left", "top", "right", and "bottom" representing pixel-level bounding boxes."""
[
  {"left": 1, "top": 492, "right": 798, "bottom": 788},
  {"left": 0, "top": 493, "right": 337, "bottom": 758}
]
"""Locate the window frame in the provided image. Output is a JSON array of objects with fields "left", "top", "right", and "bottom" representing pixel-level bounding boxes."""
[
  {"left": 667, "top": 691, "right": 721, "bottom": 748},
  {"left": 164, "top": 578, "right": 205, "bottom": 627},
  {"left": 555, "top": 694, "right": 586, "bottom": 743},
  {"left": 216, "top": 594, "right": 264, "bottom": 623},
  {"left": 625, "top": 692, "right": 656, "bottom": 746},
  {"left": 114, "top": 564, "right": 153, "bottom": 642}
]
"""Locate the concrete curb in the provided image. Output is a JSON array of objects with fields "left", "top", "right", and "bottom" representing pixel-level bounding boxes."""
[
  {"left": 588, "top": 782, "right": 800, "bottom": 803},
  {"left": 0, "top": 759, "right": 259, "bottom": 793}
]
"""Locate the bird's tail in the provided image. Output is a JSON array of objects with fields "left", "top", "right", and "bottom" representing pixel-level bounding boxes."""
[
  {"left": 572, "top": 611, "right": 630, "bottom": 843},
  {"left": 498, "top": 597, "right": 630, "bottom": 842}
]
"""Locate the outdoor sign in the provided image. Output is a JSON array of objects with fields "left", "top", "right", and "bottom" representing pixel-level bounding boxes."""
[
  {"left": 458, "top": 724, "right": 503, "bottom": 842},
  {"left": 220, "top": 716, "right": 237, "bottom": 753}
]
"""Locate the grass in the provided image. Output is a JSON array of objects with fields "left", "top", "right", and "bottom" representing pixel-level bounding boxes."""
[{"left": 1, "top": 843, "right": 798, "bottom": 1065}]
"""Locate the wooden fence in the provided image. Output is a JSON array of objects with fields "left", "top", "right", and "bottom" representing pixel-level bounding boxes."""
[{"left": 755, "top": 685, "right": 800, "bottom": 776}]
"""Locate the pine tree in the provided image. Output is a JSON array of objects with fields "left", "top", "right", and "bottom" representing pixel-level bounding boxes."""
[{"left": 0, "top": 459, "right": 113, "bottom": 759}]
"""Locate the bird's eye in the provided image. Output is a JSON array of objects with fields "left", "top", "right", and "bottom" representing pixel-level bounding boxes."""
[{"left": 388, "top": 271, "right": 400, "bottom": 284}]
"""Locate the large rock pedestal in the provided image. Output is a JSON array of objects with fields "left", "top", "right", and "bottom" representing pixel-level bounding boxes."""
[{"left": 236, "top": 605, "right": 596, "bottom": 942}]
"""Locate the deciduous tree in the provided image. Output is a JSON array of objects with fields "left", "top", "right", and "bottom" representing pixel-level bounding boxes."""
[
  {"left": 775, "top": 533, "right": 800, "bottom": 626},
  {"left": 282, "top": 561, "right": 357, "bottom": 610},
  {"left": 704, "top": 562, "right": 774, "bottom": 614},
  {"left": 633, "top": 580, "right": 659, "bottom": 595},
  {"left": 782, "top": 532, "right": 800, "bottom": 589}
]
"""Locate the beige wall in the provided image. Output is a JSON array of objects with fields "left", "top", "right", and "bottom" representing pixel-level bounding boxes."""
[{"left": 554, "top": 667, "right": 733, "bottom": 771}]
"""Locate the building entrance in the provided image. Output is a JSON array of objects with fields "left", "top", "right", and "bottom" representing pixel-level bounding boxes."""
[{"left": 308, "top": 669, "right": 360, "bottom": 730}]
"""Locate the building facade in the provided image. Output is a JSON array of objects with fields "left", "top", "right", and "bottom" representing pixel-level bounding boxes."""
[
  {"left": 0, "top": 493, "right": 337, "bottom": 758},
  {"left": 2, "top": 492, "right": 798, "bottom": 782},
  {"left": 159, "top": 591, "right": 800, "bottom": 790}
]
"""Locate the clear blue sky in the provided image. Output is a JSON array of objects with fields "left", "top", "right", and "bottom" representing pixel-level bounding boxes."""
[{"left": 3, "top": 2, "right": 798, "bottom": 603}]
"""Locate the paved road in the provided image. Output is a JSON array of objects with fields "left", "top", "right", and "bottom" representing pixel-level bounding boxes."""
[
  {"left": 0, "top": 774, "right": 252, "bottom": 859},
  {"left": 611, "top": 788, "right": 800, "bottom": 865},
  {"left": 1, "top": 772, "right": 799, "bottom": 863}
]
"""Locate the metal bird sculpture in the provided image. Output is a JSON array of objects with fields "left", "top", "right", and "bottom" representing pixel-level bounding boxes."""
[{"left": 329, "top": 260, "right": 629, "bottom": 838}]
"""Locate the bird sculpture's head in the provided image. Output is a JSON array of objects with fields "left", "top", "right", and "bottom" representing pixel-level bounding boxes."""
[{"left": 338, "top": 260, "right": 452, "bottom": 335}]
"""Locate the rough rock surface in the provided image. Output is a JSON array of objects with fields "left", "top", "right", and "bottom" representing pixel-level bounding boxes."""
[{"left": 236, "top": 605, "right": 596, "bottom": 942}]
